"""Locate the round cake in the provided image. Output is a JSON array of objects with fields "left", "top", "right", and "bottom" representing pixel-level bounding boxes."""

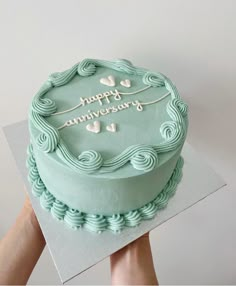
[{"left": 27, "top": 58, "right": 188, "bottom": 233}]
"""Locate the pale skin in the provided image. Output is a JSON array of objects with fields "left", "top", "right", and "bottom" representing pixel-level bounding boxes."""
[{"left": 0, "top": 196, "right": 158, "bottom": 285}]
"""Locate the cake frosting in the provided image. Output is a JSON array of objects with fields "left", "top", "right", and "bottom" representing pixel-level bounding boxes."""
[{"left": 27, "top": 58, "right": 188, "bottom": 233}]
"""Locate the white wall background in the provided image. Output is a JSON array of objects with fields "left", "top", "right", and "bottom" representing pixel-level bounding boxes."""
[{"left": 0, "top": 0, "right": 235, "bottom": 284}]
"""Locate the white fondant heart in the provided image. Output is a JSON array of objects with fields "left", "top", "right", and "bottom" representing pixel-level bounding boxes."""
[
  {"left": 100, "top": 75, "right": 116, "bottom": 87},
  {"left": 120, "top": 79, "right": 131, "bottom": 88},
  {"left": 86, "top": 121, "right": 101, "bottom": 133},
  {"left": 106, "top": 123, "right": 117, "bottom": 133}
]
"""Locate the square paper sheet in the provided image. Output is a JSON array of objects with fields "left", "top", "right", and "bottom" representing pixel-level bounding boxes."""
[{"left": 3, "top": 120, "right": 226, "bottom": 284}]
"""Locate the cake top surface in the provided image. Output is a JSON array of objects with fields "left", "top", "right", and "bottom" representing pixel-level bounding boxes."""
[{"left": 29, "top": 59, "right": 188, "bottom": 176}]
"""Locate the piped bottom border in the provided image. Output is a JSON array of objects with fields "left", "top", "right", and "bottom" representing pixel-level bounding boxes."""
[{"left": 26, "top": 144, "right": 184, "bottom": 233}]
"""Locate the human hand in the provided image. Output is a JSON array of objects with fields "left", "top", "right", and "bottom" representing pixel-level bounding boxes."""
[
  {"left": 22, "top": 192, "right": 42, "bottom": 232},
  {"left": 110, "top": 232, "right": 158, "bottom": 285},
  {"left": 0, "top": 192, "right": 45, "bottom": 285}
]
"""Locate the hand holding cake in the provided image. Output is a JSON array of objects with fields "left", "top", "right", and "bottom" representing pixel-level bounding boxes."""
[{"left": 0, "top": 196, "right": 158, "bottom": 285}]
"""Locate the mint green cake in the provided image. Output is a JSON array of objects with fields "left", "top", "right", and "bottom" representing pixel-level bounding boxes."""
[{"left": 27, "top": 58, "right": 188, "bottom": 233}]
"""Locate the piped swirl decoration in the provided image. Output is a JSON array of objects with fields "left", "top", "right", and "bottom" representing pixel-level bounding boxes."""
[
  {"left": 48, "top": 64, "right": 78, "bottom": 87},
  {"left": 55, "top": 144, "right": 103, "bottom": 173},
  {"left": 30, "top": 111, "right": 60, "bottom": 153},
  {"left": 64, "top": 209, "right": 85, "bottom": 229},
  {"left": 130, "top": 145, "right": 158, "bottom": 172},
  {"left": 31, "top": 81, "right": 56, "bottom": 116},
  {"left": 29, "top": 58, "right": 188, "bottom": 173},
  {"left": 142, "top": 72, "right": 166, "bottom": 87},
  {"left": 100, "top": 144, "right": 158, "bottom": 173},
  {"left": 26, "top": 144, "right": 184, "bottom": 233},
  {"left": 32, "top": 177, "right": 45, "bottom": 197},
  {"left": 77, "top": 59, "right": 96, "bottom": 77},
  {"left": 51, "top": 200, "right": 68, "bottom": 221}
]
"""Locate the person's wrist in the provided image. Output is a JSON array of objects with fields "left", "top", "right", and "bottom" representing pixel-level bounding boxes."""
[
  {"left": 110, "top": 232, "right": 158, "bottom": 285},
  {"left": 22, "top": 196, "right": 44, "bottom": 239},
  {"left": 110, "top": 232, "right": 150, "bottom": 263}
]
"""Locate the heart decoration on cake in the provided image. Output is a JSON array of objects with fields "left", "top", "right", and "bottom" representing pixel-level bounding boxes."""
[
  {"left": 86, "top": 121, "right": 101, "bottom": 133},
  {"left": 120, "top": 79, "right": 131, "bottom": 88},
  {"left": 100, "top": 75, "right": 116, "bottom": 87},
  {"left": 106, "top": 123, "right": 117, "bottom": 133}
]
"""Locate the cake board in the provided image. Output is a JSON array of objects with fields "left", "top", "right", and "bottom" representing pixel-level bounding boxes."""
[{"left": 3, "top": 120, "right": 226, "bottom": 284}]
